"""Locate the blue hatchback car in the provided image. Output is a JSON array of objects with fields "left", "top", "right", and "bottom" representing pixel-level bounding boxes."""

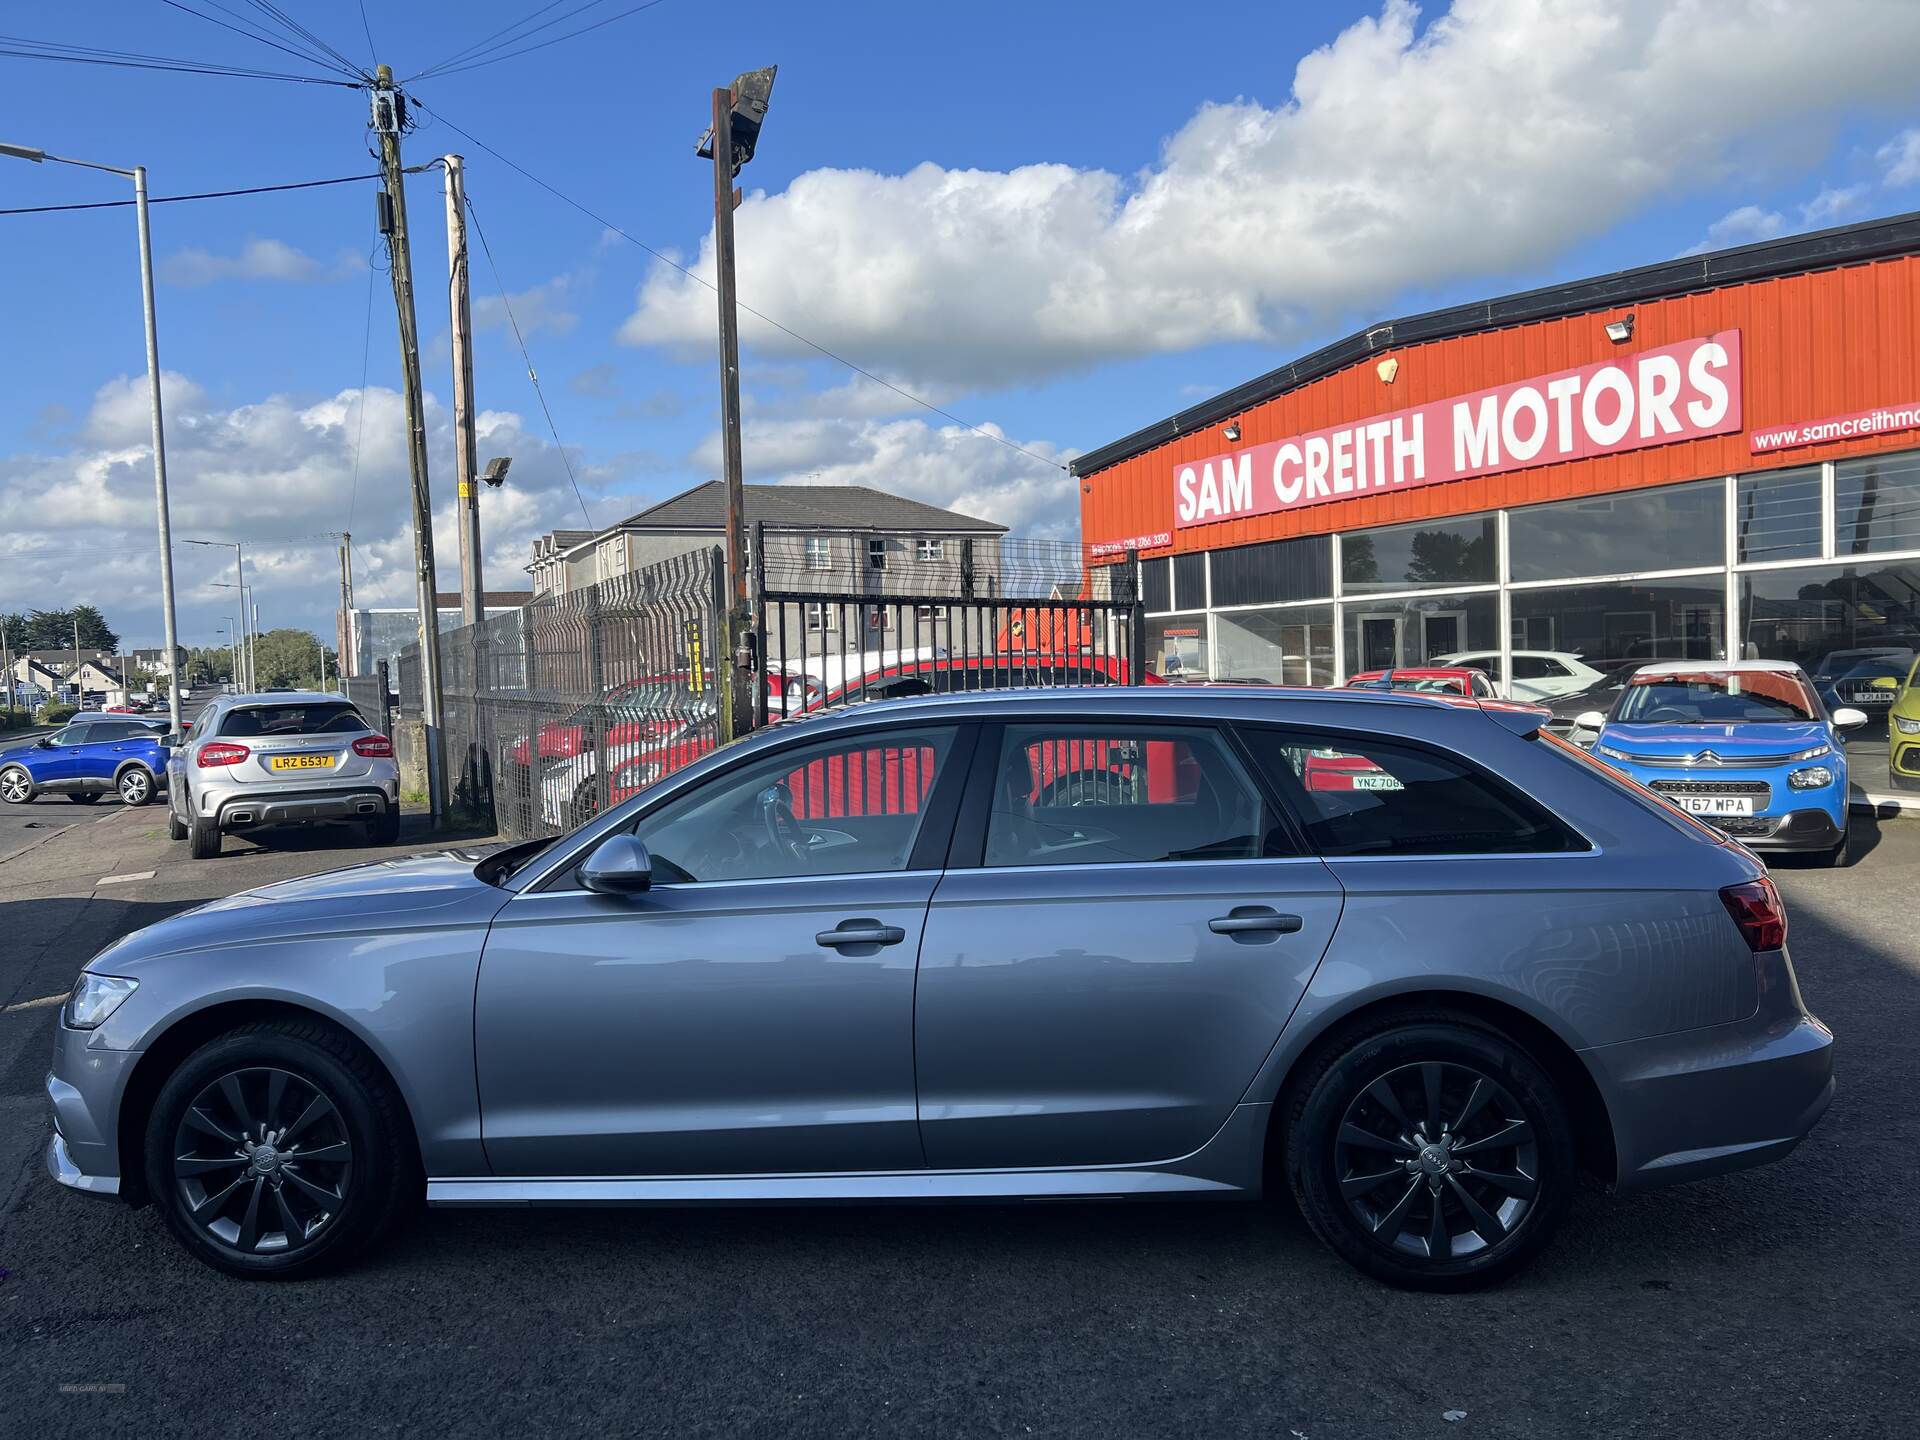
[
  {"left": 1581, "top": 660, "right": 1866, "bottom": 864},
  {"left": 0, "top": 716, "right": 171, "bottom": 808}
]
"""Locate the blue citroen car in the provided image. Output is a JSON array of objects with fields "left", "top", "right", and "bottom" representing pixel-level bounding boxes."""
[
  {"left": 1580, "top": 661, "right": 1865, "bottom": 864},
  {"left": 0, "top": 716, "right": 170, "bottom": 808}
]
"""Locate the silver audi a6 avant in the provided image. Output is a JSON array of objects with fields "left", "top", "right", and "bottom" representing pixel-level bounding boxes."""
[{"left": 47, "top": 687, "right": 1834, "bottom": 1289}]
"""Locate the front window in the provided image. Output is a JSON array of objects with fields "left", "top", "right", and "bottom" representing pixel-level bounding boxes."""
[
  {"left": 1612, "top": 671, "right": 1819, "bottom": 725},
  {"left": 804, "top": 537, "right": 832, "bottom": 571},
  {"left": 868, "top": 538, "right": 888, "bottom": 570},
  {"left": 624, "top": 725, "right": 961, "bottom": 884},
  {"left": 804, "top": 603, "right": 838, "bottom": 633},
  {"left": 916, "top": 539, "right": 943, "bottom": 562}
]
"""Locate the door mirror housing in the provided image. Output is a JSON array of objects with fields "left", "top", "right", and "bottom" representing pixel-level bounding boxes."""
[
  {"left": 35, "top": 736, "right": 55, "bottom": 749},
  {"left": 161, "top": 732, "right": 183, "bottom": 748},
  {"left": 581, "top": 834, "right": 653, "bottom": 895},
  {"left": 1574, "top": 711, "right": 1608, "bottom": 732},
  {"left": 1832, "top": 707, "right": 1869, "bottom": 731}
]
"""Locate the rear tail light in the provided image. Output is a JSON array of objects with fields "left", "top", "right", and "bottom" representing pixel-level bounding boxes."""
[
  {"left": 196, "top": 742, "right": 249, "bottom": 768},
  {"left": 1720, "top": 877, "right": 1787, "bottom": 952},
  {"left": 352, "top": 734, "right": 393, "bottom": 758}
]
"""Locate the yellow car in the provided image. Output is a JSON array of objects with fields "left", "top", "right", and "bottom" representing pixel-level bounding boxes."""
[{"left": 1881, "top": 661, "right": 1920, "bottom": 790}]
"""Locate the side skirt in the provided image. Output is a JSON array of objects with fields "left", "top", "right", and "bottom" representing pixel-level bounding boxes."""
[{"left": 432, "top": 1102, "right": 1274, "bottom": 1208}]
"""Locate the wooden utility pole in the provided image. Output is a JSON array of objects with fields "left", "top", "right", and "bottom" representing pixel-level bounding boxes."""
[
  {"left": 337, "top": 531, "right": 355, "bottom": 677},
  {"left": 709, "top": 85, "right": 752, "bottom": 743},
  {"left": 444, "top": 153, "right": 484, "bottom": 628},
  {"left": 372, "top": 64, "right": 448, "bottom": 820}
]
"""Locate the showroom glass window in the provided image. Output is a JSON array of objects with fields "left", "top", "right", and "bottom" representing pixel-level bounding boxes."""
[
  {"left": 1146, "top": 616, "right": 1209, "bottom": 680},
  {"left": 1835, "top": 452, "right": 1920, "bottom": 554},
  {"left": 1340, "top": 593, "right": 1498, "bottom": 673},
  {"left": 1739, "top": 560, "right": 1920, "bottom": 708},
  {"left": 1509, "top": 578, "right": 1727, "bottom": 668},
  {"left": 1340, "top": 514, "right": 1495, "bottom": 593},
  {"left": 1507, "top": 480, "right": 1723, "bottom": 581},
  {"left": 1213, "top": 606, "right": 1335, "bottom": 686},
  {"left": 1140, "top": 558, "right": 1171, "bottom": 613},
  {"left": 1736, "top": 465, "right": 1823, "bottom": 563},
  {"left": 1210, "top": 536, "right": 1332, "bottom": 606},
  {"left": 1172, "top": 553, "right": 1208, "bottom": 611}
]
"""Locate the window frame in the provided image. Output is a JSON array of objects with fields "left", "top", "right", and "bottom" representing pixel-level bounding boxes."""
[
  {"left": 1236, "top": 721, "right": 1592, "bottom": 860},
  {"left": 916, "top": 538, "right": 944, "bottom": 562},
  {"left": 803, "top": 536, "right": 832, "bottom": 571},
  {"left": 946, "top": 717, "right": 1310, "bottom": 870},
  {"left": 530, "top": 719, "right": 985, "bottom": 893},
  {"left": 868, "top": 537, "right": 888, "bottom": 570}
]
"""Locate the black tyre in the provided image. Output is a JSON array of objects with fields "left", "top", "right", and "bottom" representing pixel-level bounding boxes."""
[
  {"left": 68, "top": 791, "right": 101, "bottom": 804},
  {"left": 142, "top": 1020, "right": 417, "bottom": 1279},
  {"left": 366, "top": 808, "right": 400, "bottom": 846},
  {"left": 1816, "top": 836, "right": 1849, "bottom": 867},
  {"left": 1284, "top": 1011, "right": 1575, "bottom": 1292},
  {"left": 0, "top": 766, "right": 31, "bottom": 804},
  {"left": 167, "top": 807, "right": 187, "bottom": 841},
  {"left": 569, "top": 780, "right": 599, "bottom": 828},
  {"left": 189, "top": 815, "right": 221, "bottom": 859},
  {"left": 117, "top": 766, "right": 155, "bottom": 806}
]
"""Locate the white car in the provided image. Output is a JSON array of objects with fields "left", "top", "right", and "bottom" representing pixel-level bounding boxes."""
[{"left": 1434, "top": 650, "right": 1608, "bottom": 702}]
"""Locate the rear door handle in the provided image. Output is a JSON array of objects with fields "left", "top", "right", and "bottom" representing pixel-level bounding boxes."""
[
  {"left": 1208, "top": 907, "right": 1304, "bottom": 936},
  {"left": 816, "top": 920, "right": 907, "bottom": 949}
]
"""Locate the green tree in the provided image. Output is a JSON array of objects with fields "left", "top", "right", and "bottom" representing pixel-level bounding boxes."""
[
  {"left": 251, "top": 628, "right": 339, "bottom": 689},
  {"left": 1405, "top": 529, "right": 1491, "bottom": 586},
  {"left": 7, "top": 606, "right": 119, "bottom": 651}
]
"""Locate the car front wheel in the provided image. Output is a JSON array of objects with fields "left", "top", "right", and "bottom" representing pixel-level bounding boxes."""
[
  {"left": 142, "top": 1020, "right": 416, "bottom": 1279},
  {"left": 1284, "top": 1011, "right": 1575, "bottom": 1291},
  {"left": 0, "top": 766, "right": 31, "bottom": 804}
]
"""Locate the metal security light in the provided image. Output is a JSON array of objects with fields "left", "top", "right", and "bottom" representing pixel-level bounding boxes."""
[
  {"left": 1223, "top": 423, "right": 1242, "bottom": 443},
  {"left": 481, "top": 456, "right": 512, "bottom": 488},
  {"left": 696, "top": 66, "right": 778, "bottom": 176},
  {"left": 1605, "top": 313, "right": 1635, "bottom": 343}
]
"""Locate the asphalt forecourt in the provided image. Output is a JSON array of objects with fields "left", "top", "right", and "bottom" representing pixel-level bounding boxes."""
[{"left": 1, "top": 804, "right": 1914, "bottom": 1437}]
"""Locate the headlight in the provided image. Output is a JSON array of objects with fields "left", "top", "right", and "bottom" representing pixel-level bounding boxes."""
[
  {"left": 1788, "top": 766, "right": 1834, "bottom": 790},
  {"left": 66, "top": 974, "right": 138, "bottom": 1029},
  {"left": 1788, "top": 743, "right": 1833, "bottom": 762},
  {"left": 1896, "top": 716, "right": 1920, "bottom": 735},
  {"left": 1596, "top": 744, "right": 1632, "bottom": 761}
]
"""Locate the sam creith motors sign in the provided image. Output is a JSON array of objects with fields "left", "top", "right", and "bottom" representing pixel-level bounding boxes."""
[{"left": 1173, "top": 331, "right": 1742, "bottom": 528}]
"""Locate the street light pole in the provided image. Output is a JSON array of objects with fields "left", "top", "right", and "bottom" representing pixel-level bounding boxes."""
[{"left": 1, "top": 141, "right": 184, "bottom": 735}]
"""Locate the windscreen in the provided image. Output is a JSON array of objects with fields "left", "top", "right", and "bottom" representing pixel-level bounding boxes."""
[{"left": 1613, "top": 672, "right": 1817, "bottom": 725}]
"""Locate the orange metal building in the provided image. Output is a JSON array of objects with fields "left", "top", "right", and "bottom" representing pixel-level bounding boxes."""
[{"left": 1073, "top": 213, "right": 1920, "bottom": 735}]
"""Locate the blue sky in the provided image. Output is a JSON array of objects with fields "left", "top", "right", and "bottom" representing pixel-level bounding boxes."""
[{"left": 5, "top": 0, "right": 1920, "bottom": 650}]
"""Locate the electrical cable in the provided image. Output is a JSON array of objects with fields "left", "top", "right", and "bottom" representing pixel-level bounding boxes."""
[
  {"left": 153, "top": 0, "right": 360, "bottom": 80},
  {"left": 0, "top": 41, "right": 362, "bottom": 86},
  {"left": 416, "top": 1, "right": 672, "bottom": 83},
  {"left": 240, "top": 0, "right": 368, "bottom": 79},
  {"left": 356, "top": 0, "right": 378, "bottom": 70},
  {"left": 462, "top": 193, "right": 597, "bottom": 530},
  {"left": 417, "top": 103, "right": 1069, "bottom": 473},
  {"left": 404, "top": 0, "right": 576, "bottom": 81},
  {"left": 0, "top": 167, "right": 430, "bottom": 217}
]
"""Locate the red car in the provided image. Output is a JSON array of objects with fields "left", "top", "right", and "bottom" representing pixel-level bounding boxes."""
[
  {"left": 506, "top": 674, "right": 716, "bottom": 770},
  {"left": 1342, "top": 667, "right": 1500, "bottom": 698}
]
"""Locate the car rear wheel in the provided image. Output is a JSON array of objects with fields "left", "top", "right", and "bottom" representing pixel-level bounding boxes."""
[
  {"left": 0, "top": 766, "right": 31, "bottom": 804},
  {"left": 1284, "top": 1012, "right": 1575, "bottom": 1292},
  {"left": 167, "top": 807, "right": 187, "bottom": 841},
  {"left": 117, "top": 767, "right": 154, "bottom": 806},
  {"left": 142, "top": 1020, "right": 416, "bottom": 1279},
  {"left": 189, "top": 815, "right": 221, "bottom": 859}
]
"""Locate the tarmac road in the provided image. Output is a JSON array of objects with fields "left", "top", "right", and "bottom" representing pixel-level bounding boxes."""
[{"left": 0, "top": 801, "right": 1915, "bottom": 1438}]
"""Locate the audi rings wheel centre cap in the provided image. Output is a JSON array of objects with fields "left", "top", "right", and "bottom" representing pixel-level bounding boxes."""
[
  {"left": 1418, "top": 1144, "right": 1449, "bottom": 1176},
  {"left": 248, "top": 1144, "right": 282, "bottom": 1176}
]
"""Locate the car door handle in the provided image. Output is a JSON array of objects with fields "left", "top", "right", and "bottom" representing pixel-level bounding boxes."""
[
  {"left": 816, "top": 920, "right": 907, "bottom": 949},
  {"left": 1208, "top": 907, "right": 1304, "bottom": 936}
]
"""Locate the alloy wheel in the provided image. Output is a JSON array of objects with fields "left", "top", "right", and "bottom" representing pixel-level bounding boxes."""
[
  {"left": 171, "top": 1067, "right": 354, "bottom": 1257},
  {"left": 0, "top": 769, "right": 28, "bottom": 803},
  {"left": 1332, "top": 1060, "right": 1540, "bottom": 1263},
  {"left": 119, "top": 769, "right": 150, "bottom": 804}
]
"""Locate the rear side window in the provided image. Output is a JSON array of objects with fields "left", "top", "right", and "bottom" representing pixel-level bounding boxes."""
[
  {"left": 219, "top": 703, "right": 369, "bottom": 738},
  {"left": 983, "top": 723, "right": 1294, "bottom": 867},
  {"left": 1241, "top": 727, "right": 1586, "bottom": 857}
]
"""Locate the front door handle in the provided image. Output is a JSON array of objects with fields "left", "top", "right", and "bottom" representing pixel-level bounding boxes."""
[
  {"left": 1208, "top": 907, "right": 1304, "bottom": 936},
  {"left": 816, "top": 920, "right": 907, "bottom": 949}
]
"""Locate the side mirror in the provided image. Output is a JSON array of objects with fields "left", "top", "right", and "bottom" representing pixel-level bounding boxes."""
[
  {"left": 1832, "top": 707, "right": 1869, "bottom": 731},
  {"left": 161, "top": 732, "right": 183, "bottom": 748},
  {"left": 1574, "top": 711, "right": 1608, "bottom": 732},
  {"left": 35, "top": 737, "right": 55, "bottom": 749},
  {"left": 581, "top": 834, "right": 653, "bottom": 895}
]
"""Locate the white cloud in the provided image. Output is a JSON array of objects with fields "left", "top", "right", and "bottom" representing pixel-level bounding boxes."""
[
  {"left": 473, "top": 273, "right": 579, "bottom": 338},
  {"left": 690, "top": 412, "right": 1078, "bottom": 536},
  {"left": 621, "top": 0, "right": 1920, "bottom": 390},
  {"left": 1799, "top": 185, "right": 1869, "bottom": 227},
  {"left": 1878, "top": 128, "right": 1920, "bottom": 186},
  {"left": 1683, "top": 204, "right": 1786, "bottom": 255},
  {"left": 159, "top": 238, "right": 359, "bottom": 287},
  {"left": 0, "top": 375, "right": 620, "bottom": 647}
]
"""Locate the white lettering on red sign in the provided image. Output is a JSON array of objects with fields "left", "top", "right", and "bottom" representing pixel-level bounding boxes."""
[{"left": 1169, "top": 331, "right": 1741, "bottom": 529}]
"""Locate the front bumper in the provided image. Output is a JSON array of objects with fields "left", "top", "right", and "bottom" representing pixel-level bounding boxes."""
[
  {"left": 1716, "top": 809, "right": 1846, "bottom": 853},
  {"left": 45, "top": 1025, "right": 142, "bottom": 1198},
  {"left": 48, "top": 1132, "right": 119, "bottom": 1198},
  {"left": 1586, "top": 948, "right": 1833, "bottom": 1190},
  {"left": 1890, "top": 736, "right": 1920, "bottom": 789}
]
